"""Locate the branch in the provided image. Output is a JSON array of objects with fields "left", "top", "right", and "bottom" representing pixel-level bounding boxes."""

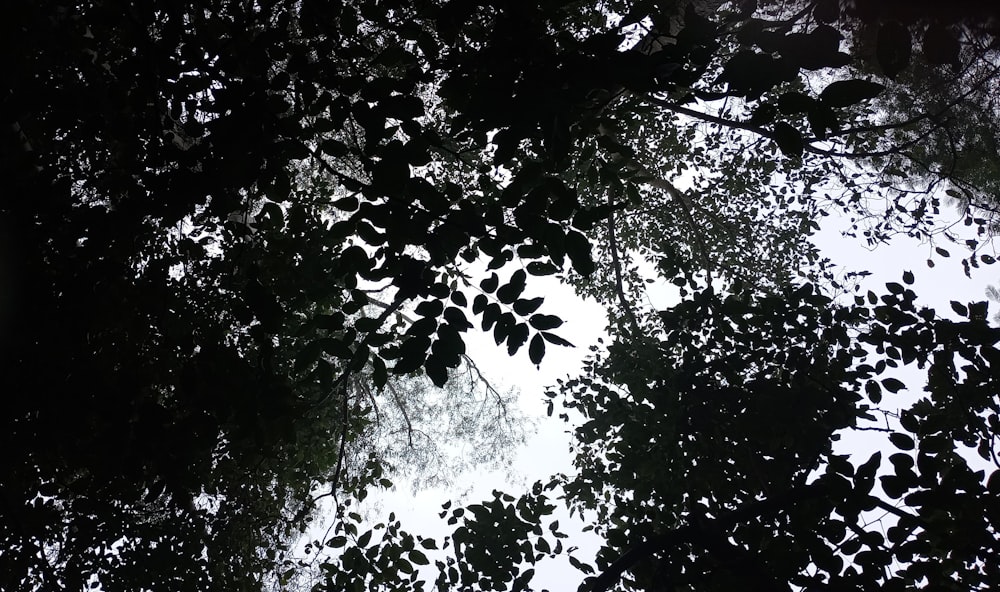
[
  {"left": 386, "top": 381, "right": 415, "bottom": 448},
  {"left": 460, "top": 352, "right": 507, "bottom": 407},
  {"left": 606, "top": 211, "right": 642, "bottom": 337},
  {"left": 642, "top": 95, "right": 942, "bottom": 160}
]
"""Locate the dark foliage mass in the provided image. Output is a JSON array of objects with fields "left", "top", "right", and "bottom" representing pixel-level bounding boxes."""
[{"left": 1, "top": 1, "right": 998, "bottom": 591}]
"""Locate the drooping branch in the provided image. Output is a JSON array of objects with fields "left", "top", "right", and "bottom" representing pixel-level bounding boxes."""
[{"left": 385, "top": 381, "right": 415, "bottom": 448}]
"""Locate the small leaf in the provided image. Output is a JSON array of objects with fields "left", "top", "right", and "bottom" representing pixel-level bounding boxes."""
[
  {"left": 358, "top": 530, "right": 372, "bottom": 547},
  {"left": 855, "top": 451, "right": 882, "bottom": 486},
  {"left": 480, "top": 273, "right": 499, "bottom": 293},
  {"left": 881, "top": 377, "right": 905, "bottom": 393},
  {"left": 424, "top": 356, "right": 448, "bottom": 387},
  {"left": 568, "top": 555, "right": 594, "bottom": 575},
  {"left": 409, "top": 550, "right": 430, "bottom": 565},
  {"left": 527, "top": 261, "right": 558, "bottom": 276},
  {"left": 415, "top": 299, "right": 444, "bottom": 317},
  {"left": 332, "top": 196, "right": 359, "bottom": 211},
  {"left": 528, "top": 333, "right": 545, "bottom": 366},
  {"left": 902, "top": 270, "right": 914, "bottom": 285},
  {"left": 889, "top": 432, "right": 915, "bottom": 451},
  {"left": 529, "top": 314, "right": 563, "bottom": 331},
  {"left": 950, "top": 301, "right": 968, "bottom": 317},
  {"left": 513, "top": 297, "right": 545, "bottom": 316},
  {"left": 880, "top": 475, "right": 908, "bottom": 499},
  {"left": 506, "top": 322, "right": 530, "bottom": 355},
  {"left": 541, "top": 331, "right": 574, "bottom": 347},
  {"left": 865, "top": 379, "right": 882, "bottom": 403},
  {"left": 473, "top": 294, "right": 488, "bottom": 314},
  {"left": 372, "top": 356, "right": 388, "bottom": 389}
]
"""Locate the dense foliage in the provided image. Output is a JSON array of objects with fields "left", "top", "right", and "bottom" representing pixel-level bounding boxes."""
[{"left": 2, "top": 0, "right": 998, "bottom": 591}]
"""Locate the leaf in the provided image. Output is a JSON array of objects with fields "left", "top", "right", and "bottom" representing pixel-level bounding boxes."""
[
  {"left": 424, "top": 356, "right": 448, "bottom": 387},
  {"left": 481, "top": 273, "right": 499, "bottom": 293},
  {"left": 528, "top": 333, "right": 545, "bottom": 366},
  {"left": 889, "top": 432, "right": 915, "bottom": 451},
  {"left": 881, "top": 377, "right": 905, "bottom": 393},
  {"left": 568, "top": 555, "right": 594, "bottom": 575},
  {"left": 819, "top": 80, "right": 885, "bottom": 108},
  {"left": 813, "top": 0, "right": 839, "bottom": 23},
  {"left": 481, "top": 303, "right": 501, "bottom": 331},
  {"left": 506, "top": 322, "right": 530, "bottom": 355},
  {"left": 922, "top": 24, "right": 960, "bottom": 66},
  {"left": 876, "top": 21, "right": 912, "bottom": 79},
  {"left": 776, "top": 92, "right": 815, "bottom": 114},
  {"left": 409, "top": 550, "right": 430, "bottom": 565},
  {"left": 880, "top": 475, "right": 908, "bottom": 499},
  {"left": 415, "top": 299, "right": 444, "bottom": 318},
  {"left": 969, "top": 301, "right": 988, "bottom": 321},
  {"left": 855, "top": 451, "right": 882, "bottom": 488},
  {"left": 771, "top": 121, "right": 803, "bottom": 158},
  {"left": 529, "top": 314, "right": 563, "bottom": 331},
  {"left": 950, "top": 301, "right": 968, "bottom": 317},
  {"left": 358, "top": 530, "right": 372, "bottom": 547},
  {"left": 719, "top": 51, "right": 796, "bottom": 96},
  {"left": 321, "top": 138, "right": 348, "bottom": 157},
  {"left": 332, "top": 196, "right": 359, "bottom": 211},
  {"left": 526, "top": 261, "right": 558, "bottom": 276},
  {"left": 806, "top": 102, "right": 839, "bottom": 140},
  {"left": 473, "top": 294, "right": 488, "bottom": 314},
  {"left": 564, "top": 230, "right": 595, "bottom": 276},
  {"left": 513, "top": 297, "right": 544, "bottom": 316},
  {"left": 372, "top": 356, "right": 388, "bottom": 389},
  {"left": 865, "top": 380, "right": 882, "bottom": 403},
  {"left": 541, "top": 332, "right": 573, "bottom": 347},
  {"left": 326, "top": 536, "right": 348, "bottom": 548},
  {"left": 902, "top": 270, "right": 914, "bottom": 285},
  {"left": 496, "top": 270, "right": 527, "bottom": 304},
  {"left": 443, "top": 307, "right": 472, "bottom": 330}
]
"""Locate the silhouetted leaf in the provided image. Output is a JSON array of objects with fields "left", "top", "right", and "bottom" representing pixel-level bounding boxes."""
[
  {"left": 771, "top": 121, "right": 803, "bottom": 158},
  {"left": 922, "top": 24, "right": 960, "bottom": 66},
  {"left": 529, "top": 314, "right": 563, "bottom": 331},
  {"left": 876, "top": 21, "right": 912, "bottom": 78},
  {"left": 820, "top": 80, "right": 885, "bottom": 108},
  {"left": 528, "top": 333, "right": 545, "bottom": 365}
]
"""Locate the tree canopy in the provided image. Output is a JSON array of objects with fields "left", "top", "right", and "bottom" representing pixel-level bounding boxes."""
[{"left": 2, "top": 0, "right": 998, "bottom": 591}]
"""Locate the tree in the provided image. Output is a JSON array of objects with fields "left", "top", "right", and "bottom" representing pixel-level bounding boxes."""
[
  {"left": 1, "top": 1, "right": 998, "bottom": 591},
  {"left": 1, "top": 1, "right": 553, "bottom": 589}
]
